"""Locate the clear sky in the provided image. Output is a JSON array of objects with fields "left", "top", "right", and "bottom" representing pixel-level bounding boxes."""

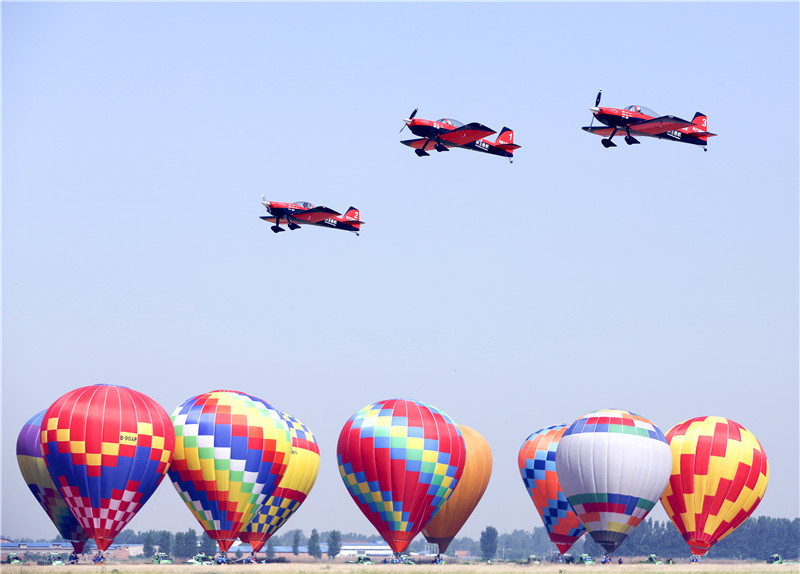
[{"left": 3, "top": 1, "right": 798, "bottom": 544}]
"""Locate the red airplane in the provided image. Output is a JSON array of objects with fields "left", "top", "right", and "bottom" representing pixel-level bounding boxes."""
[
  {"left": 582, "top": 91, "right": 716, "bottom": 151},
  {"left": 260, "top": 199, "right": 363, "bottom": 235},
  {"left": 400, "top": 108, "right": 520, "bottom": 162}
]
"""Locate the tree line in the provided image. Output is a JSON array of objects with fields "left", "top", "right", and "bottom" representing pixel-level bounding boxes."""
[
  {"left": 470, "top": 517, "right": 799, "bottom": 562},
  {"left": 10, "top": 515, "right": 797, "bottom": 561}
]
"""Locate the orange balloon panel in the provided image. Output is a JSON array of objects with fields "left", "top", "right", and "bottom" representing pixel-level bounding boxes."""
[
  {"left": 422, "top": 426, "right": 492, "bottom": 554},
  {"left": 660, "top": 416, "right": 769, "bottom": 556}
]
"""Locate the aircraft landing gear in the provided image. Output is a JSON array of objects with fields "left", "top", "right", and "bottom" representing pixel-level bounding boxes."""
[
  {"left": 271, "top": 225, "right": 284, "bottom": 233},
  {"left": 287, "top": 222, "right": 300, "bottom": 230},
  {"left": 415, "top": 149, "right": 430, "bottom": 157},
  {"left": 624, "top": 135, "right": 640, "bottom": 145},
  {"left": 601, "top": 127, "right": 618, "bottom": 148},
  {"left": 434, "top": 143, "right": 449, "bottom": 152}
]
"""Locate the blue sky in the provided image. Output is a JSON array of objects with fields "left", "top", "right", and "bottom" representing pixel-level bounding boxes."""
[{"left": 3, "top": 2, "right": 798, "bottom": 544}]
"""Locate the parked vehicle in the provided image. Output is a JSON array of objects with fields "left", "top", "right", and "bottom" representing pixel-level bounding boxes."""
[
  {"left": 184, "top": 553, "right": 214, "bottom": 565},
  {"left": 151, "top": 552, "right": 174, "bottom": 564},
  {"left": 578, "top": 553, "right": 595, "bottom": 565}
]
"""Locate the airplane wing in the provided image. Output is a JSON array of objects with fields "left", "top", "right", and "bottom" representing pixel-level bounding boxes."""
[
  {"left": 292, "top": 206, "right": 341, "bottom": 223},
  {"left": 438, "top": 122, "right": 496, "bottom": 145},
  {"left": 629, "top": 115, "right": 696, "bottom": 135},
  {"left": 582, "top": 126, "right": 620, "bottom": 136},
  {"left": 400, "top": 138, "right": 450, "bottom": 150}
]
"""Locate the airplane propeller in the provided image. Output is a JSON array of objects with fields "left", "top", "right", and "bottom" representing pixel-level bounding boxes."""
[
  {"left": 589, "top": 90, "right": 602, "bottom": 127},
  {"left": 400, "top": 108, "right": 418, "bottom": 133}
]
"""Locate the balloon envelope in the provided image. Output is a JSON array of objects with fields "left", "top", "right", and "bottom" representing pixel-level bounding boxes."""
[
  {"left": 17, "top": 410, "right": 90, "bottom": 554},
  {"left": 518, "top": 424, "right": 585, "bottom": 554},
  {"left": 337, "top": 398, "right": 466, "bottom": 554},
  {"left": 240, "top": 413, "right": 320, "bottom": 553},
  {"left": 556, "top": 409, "right": 672, "bottom": 553},
  {"left": 660, "top": 416, "right": 769, "bottom": 556},
  {"left": 168, "top": 390, "right": 292, "bottom": 552},
  {"left": 40, "top": 384, "right": 175, "bottom": 551},
  {"left": 422, "top": 425, "right": 492, "bottom": 554}
]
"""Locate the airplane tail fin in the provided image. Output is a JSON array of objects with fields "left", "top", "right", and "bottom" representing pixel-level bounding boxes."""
[
  {"left": 343, "top": 207, "right": 363, "bottom": 230},
  {"left": 691, "top": 112, "right": 716, "bottom": 140},
  {"left": 495, "top": 127, "right": 521, "bottom": 152}
]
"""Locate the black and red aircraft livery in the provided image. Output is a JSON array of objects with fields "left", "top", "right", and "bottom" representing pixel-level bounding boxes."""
[
  {"left": 400, "top": 108, "right": 520, "bottom": 162},
  {"left": 582, "top": 91, "right": 716, "bottom": 151},
  {"left": 260, "top": 199, "right": 363, "bottom": 236}
]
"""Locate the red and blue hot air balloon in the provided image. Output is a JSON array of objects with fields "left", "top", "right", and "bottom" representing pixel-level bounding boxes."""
[
  {"left": 337, "top": 398, "right": 466, "bottom": 554},
  {"left": 518, "top": 424, "right": 586, "bottom": 554},
  {"left": 17, "top": 410, "right": 89, "bottom": 554},
  {"left": 40, "top": 384, "right": 175, "bottom": 552}
]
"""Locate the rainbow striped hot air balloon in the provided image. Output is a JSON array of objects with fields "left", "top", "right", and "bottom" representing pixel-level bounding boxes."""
[
  {"left": 422, "top": 425, "right": 492, "bottom": 555},
  {"left": 660, "top": 416, "right": 769, "bottom": 556},
  {"left": 518, "top": 424, "right": 585, "bottom": 555},
  {"left": 17, "top": 410, "right": 89, "bottom": 554},
  {"left": 240, "top": 413, "right": 320, "bottom": 553},
  {"left": 168, "top": 390, "right": 293, "bottom": 553},
  {"left": 556, "top": 409, "right": 672, "bottom": 553},
  {"left": 337, "top": 399, "right": 466, "bottom": 554},
  {"left": 39, "top": 384, "right": 175, "bottom": 552}
]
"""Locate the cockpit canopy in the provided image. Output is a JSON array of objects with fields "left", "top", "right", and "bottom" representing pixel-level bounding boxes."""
[
  {"left": 624, "top": 105, "right": 659, "bottom": 117},
  {"left": 294, "top": 201, "right": 314, "bottom": 209},
  {"left": 436, "top": 118, "right": 464, "bottom": 128}
]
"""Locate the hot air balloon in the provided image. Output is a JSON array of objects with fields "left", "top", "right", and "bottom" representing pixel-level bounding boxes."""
[
  {"left": 422, "top": 425, "right": 491, "bottom": 555},
  {"left": 518, "top": 424, "right": 585, "bottom": 554},
  {"left": 39, "top": 384, "right": 175, "bottom": 552},
  {"left": 660, "top": 416, "right": 769, "bottom": 556},
  {"left": 17, "top": 410, "right": 90, "bottom": 554},
  {"left": 556, "top": 409, "right": 672, "bottom": 553},
  {"left": 337, "top": 398, "right": 466, "bottom": 554},
  {"left": 240, "top": 413, "right": 320, "bottom": 553},
  {"left": 168, "top": 390, "right": 292, "bottom": 553}
]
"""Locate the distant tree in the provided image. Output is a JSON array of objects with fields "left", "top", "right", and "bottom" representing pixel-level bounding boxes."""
[
  {"left": 173, "top": 532, "right": 187, "bottom": 557},
  {"left": 480, "top": 526, "right": 498, "bottom": 560},
  {"left": 292, "top": 530, "right": 301, "bottom": 555},
  {"left": 157, "top": 530, "right": 173, "bottom": 555},
  {"left": 199, "top": 532, "right": 217, "bottom": 556},
  {"left": 327, "top": 530, "right": 342, "bottom": 559},
  {"left": 114, "top": 529, "right": 137, "bottom": 545},
  {"left": 307, "top": 529, "right": 322, "bottom": 559},
  {"left": 185, "top": 529, "right": 198, "bottom": 556},
  {"left": 143, "top": 532, "right": 155, "bottom": 557},
  {"left": 266, "top": 539, "right": 276, "bottom": 561},
  {"left": 235, "top": 548, "right": 243, "bottom": 560}
]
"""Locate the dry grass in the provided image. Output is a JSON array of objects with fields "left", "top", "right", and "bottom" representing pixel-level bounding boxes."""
[{"left": 1, "top": 561, "right": 793, "bottom": 574}]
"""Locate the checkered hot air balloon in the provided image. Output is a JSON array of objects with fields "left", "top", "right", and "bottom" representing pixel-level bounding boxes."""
[
  {"left": 422, "top": 425, "right": 492, "bottom": 555},
  {"left": 18, "top": 410, "right": 89, "bottom": 554},
  {"left": 239, "top": 413, "right": 320, "bottom": 553},
  {"left": 168, "top": 390, "right": 292, "bottom": 553},
  {"left": 39, "top": 384, "right": 175, "bottom": 552},
  {"left": 556, "top": 409, "right": 672, "bottom": 553},
  {"left": 518, "top": 424, "right": 586, "bottom": 554},
  {"left": 337, "top": 399, "right": 466, "bottom": 554},
  {"left": 660, "top": 416, "right": 769, "bottom": 556}
]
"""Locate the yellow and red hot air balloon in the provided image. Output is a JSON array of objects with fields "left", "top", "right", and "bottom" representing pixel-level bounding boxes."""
[
  {"left": 422, "top": 425, "right": 492, "bottom": 555},
  {"left": 240, "top": 413, "right": 320, "bottom": 553},
  {"left": 660, "top": 416, "right": 769, "bottom": 556},
  {"left": 39, "top": 385, "right": 175, "bottom": 552}
]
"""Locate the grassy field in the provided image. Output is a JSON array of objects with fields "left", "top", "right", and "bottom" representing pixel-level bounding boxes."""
[{"left": 1, "top": 561, "right": 794, "bottom": 574}]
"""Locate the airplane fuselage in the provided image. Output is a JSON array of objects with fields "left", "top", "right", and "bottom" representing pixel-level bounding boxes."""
[{"left": 405, "top": 120, "right": 513, "bottom": 158}]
